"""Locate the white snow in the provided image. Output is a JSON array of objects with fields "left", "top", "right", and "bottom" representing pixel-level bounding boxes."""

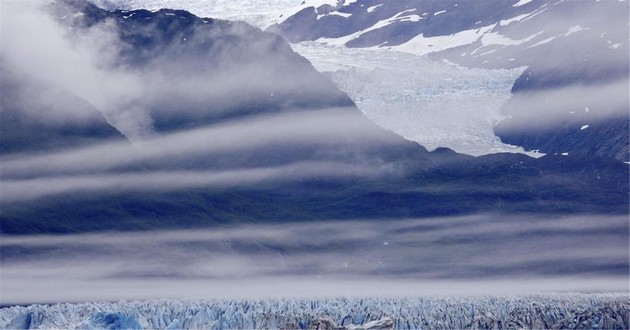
[
  {"left": 581, "top": 124, "right": 589, "bottom": 130},
  {"left": 367, "top": 4, "right": 382, "bottom": 13},
  {"left": 499, "top": 12, "right": 531, "bottom": 26},
  {"left": 90, "top": 0, "right": 312, "bottom": 29},
  {"left": 520, "top": 7, "right": 548, "bottom": 22},
  {"left": 434, "top": 10, "right": 446, "bottom": 16},
  {"left": 314, "top": 9, "right": 420, "bottom": 47},
  {"left": 513, "top": 0, "right": 533, "bottom": 7},
  {"left": 293, "top": 42, "right": 534, "bottom": 156},
  {"left": 610, "top": 42, "right": 623, "bottom": 49},
  {"left": 564, "top": 25, "right": 587, "bottom": 36},
  {"left": 401, "top": 14, "right": 422, "bottom": 22},
  {"left": 479, "top": 30, "right": 542, "bottom": 47},
  {"left": 526, "top": 36, "right": 556, "bottom": 48},
  {"left": 319, "top": 11, "right": 353, "bottom": 19},
  {"left": 395, "top": 25, "right": 495, "bottom": 56}
]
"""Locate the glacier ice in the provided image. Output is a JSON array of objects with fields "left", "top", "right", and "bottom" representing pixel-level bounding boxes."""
[
  {"left": 1, "top": 294, "right": 628, "bottom": 329},
  {"left": 89, "top": 1, "right": 539, "bottom": 157},
  {"left": 292, "top": 42, "right": 536, "bottom": 156}
]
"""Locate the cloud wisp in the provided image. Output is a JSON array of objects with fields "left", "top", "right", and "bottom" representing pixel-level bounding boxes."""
[
  {"left": 1, "top": 1, "right": 407, "bottom": 204},
  {"left": 0, "top": 161, "right": 395, "bottom": 202},
  {"left": 500, "top": 77, "right": 629, "bottom": 129}
]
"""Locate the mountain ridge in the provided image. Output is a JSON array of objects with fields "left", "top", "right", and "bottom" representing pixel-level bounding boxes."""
[{"left": 0, "top": 1, "right": 627, "bottom": 235}]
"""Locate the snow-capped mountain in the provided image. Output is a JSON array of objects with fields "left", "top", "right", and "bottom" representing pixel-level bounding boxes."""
[
  {"left": 269, "top": 0, "right": 628, "bottom": 69},
  {"left": 1, "top": 1, "right": 627, "bottom": 235},
  {"left": 89, "top": 0, "right": 301, "bottom": 29},
  {"left": 94, "top": 0, "right": 629, "bottom": 160},
  {"left": 1, "top": 1, "right": 628, "bottom": 317},
  {"left": 269, "top": 0, "right": 630, "bottom": 161}
]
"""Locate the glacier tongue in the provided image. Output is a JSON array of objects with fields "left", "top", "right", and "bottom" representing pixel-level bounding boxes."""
[
  {"left": 293, "top": 42, "right": 538, "bottom": 157},
  {"left": 90, "top": 1, "right": 540, "bottom": 157},
  {"left": 1, "top": 294, "right": 628, "bottom": 330}
]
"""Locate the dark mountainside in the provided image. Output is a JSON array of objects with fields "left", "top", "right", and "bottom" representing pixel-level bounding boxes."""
[
  {"left": 0, "top": 69, "right": 126, "bottom": 154},
  {"left": 268, "top": 0, "right": 630, "bottom": 162},
  {"left": 0, "top": 1, "right": 627, "bottom": 234}
]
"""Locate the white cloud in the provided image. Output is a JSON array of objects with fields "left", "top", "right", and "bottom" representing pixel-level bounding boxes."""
[{"left": 1, "top": 215, "right": 627, "bottom": 304}]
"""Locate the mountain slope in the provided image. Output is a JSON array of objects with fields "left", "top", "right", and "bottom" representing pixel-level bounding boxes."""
[
  {"left": 269, "top": 0, "right": 629, "bottom": 161},
  {"left": 0, "top": 1, "right": 627, "bottom": 235},
  {"left": 0, "top": 69, "right": 126, "bottom": 154}
]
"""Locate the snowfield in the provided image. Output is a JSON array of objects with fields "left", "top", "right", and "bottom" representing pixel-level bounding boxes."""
[
  {"left": 1, "top": 294, "right": 628, "bottom": 329},
  {"left": 89, "top": 0, "right": 314, "bottom": 29}
]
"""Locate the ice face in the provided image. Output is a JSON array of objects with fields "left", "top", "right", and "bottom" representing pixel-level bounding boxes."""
[
  {"left": 1, "top": 294, "right": 628, "bottom": 330},
  {"left": 292, "top": 42, "right": 535, "bottom": 156}
]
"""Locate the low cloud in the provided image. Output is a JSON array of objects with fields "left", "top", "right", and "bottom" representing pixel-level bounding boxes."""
[
  {"left": 1, "top": 215, "right": 627, "bottom": 304},
  {"left": 0, "top": 160, "right": 395, "bottom": 202},
  {"left": 1, "top": 1, "right": 348, "bottom": 140},
  {"left": 499, "top": 77, "right": 629, "bottom": 129},
  {"left": 1, "top": 1, "right": 147, "bottom": 134},
  {"left": 0, "top": 108, "right": 401, "bottom": 179}
]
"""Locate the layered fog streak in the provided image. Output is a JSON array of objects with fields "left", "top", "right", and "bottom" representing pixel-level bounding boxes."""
[
  {"left": 0, "top": 108, "right": 405, "bottom": 202},
  {"left": 0, "top": 2, "right": 408, "bottom": 202},
  {"left": 0, "top": 1, "right": 150, "bottom": 137},
  {"left": 1, "top": 215, "right": 627, "bottom": 304}
]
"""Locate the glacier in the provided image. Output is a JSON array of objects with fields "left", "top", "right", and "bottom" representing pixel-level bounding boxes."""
[
  {"left": 1, "top": 294, "right": 628, "bottom": 329},
  {"left": 90, "top": 0, "right": 539, "bottom": 157},
  {"left": 292, "top": 42, "right": 536, "bottom": 156}
]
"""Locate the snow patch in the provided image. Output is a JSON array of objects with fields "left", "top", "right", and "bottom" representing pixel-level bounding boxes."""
[
  {"left": 402, "top": 15, "right": 422, "bottom": 22},
  {"left": 610, "top": 42, "right": 623, "bottom": 49},
  {"left": 434, "top": 10, "right": 446, "bottom": 16},
  {"left": 499, "top": 12, "right": 531, "bottom": 26},
  {"left": 316, "top": 9, "right": 420, "bottom": 46},
  {"left": 527, "top": 36, "right": 556, "bottom": 48},
  {"left": 480, "top": 30, "right": 542, "bottom": 47},
  {"left": 581, "top": 125, "right": 589, "bottom": 130},
  {"left": 366, "top": 4, "right": 382, "bottom": 13},
  {"left": 395, "top": 25, "right": 495, "bottom": 56},
  {"left": 319, "top": 11, "right": 352, "bottom": 19},
  {"left": 513, "top": 0, "right": 533, "bottom": 7},
  {"left": 564, "top": 25, "right": 587, "bottom": 36}
]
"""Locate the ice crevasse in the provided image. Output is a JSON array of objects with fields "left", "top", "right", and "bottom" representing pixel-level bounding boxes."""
[{"left": 1, "top": 294, "right": 628, "bottom": 329}]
